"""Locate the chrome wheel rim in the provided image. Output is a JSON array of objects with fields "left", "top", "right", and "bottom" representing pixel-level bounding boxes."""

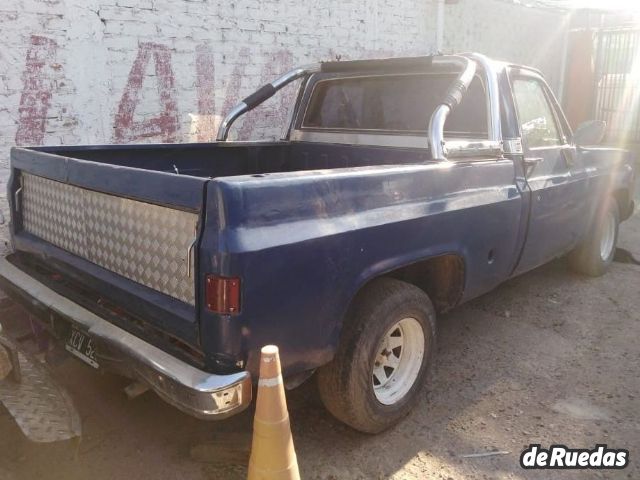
[
  {"left": 372, "top": 317, "right": 425, "bottom": 405},
  {"left": 600, "top": 211, "right": 616, "bottom": 261}
]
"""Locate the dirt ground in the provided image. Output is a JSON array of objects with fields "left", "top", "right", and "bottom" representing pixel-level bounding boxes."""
[{"left": 0, "top": 186, "right": 639, "bottom": 479}]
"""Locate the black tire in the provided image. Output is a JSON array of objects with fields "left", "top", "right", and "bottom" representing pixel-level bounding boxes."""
[
  {"left": 317, "top": 278, "right": 436, "bottom": 434},
  {"left": 569, "top": 196, "right": 620, "bottom": 277}
]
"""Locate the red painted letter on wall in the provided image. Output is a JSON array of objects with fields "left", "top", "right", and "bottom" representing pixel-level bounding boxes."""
[
  {"left": 238, "top": 50, "right": 293, "bottom": 140},
  {"left": 194, "top": 43, "right": 216, "bottom": 142},
  {"left": 15, "top": 36, "right": 58, "bottom": 146},
  {"left": 114, "top": 42, "right": 179, "bottom": 143}
]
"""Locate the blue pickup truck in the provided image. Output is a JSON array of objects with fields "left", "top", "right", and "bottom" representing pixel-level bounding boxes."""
[{"left": 0, "top": 53, "right": 635, "bottom": 433}]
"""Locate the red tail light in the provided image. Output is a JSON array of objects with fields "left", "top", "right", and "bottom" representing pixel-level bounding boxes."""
[{"left": 206, "top": 275, "right": 241, "bottom": 314}]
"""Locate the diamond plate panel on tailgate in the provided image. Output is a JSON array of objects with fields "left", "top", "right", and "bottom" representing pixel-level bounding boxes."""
[
  {"left": 22, "top": 173, "right": 87, "bottom": 258},
  {"left": 21, "top": 173, "right": 198, "bottom": 305}
]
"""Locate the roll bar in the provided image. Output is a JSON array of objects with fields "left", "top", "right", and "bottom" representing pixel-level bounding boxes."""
[
  {"left": 216, "top": 53, "right": 503, "bottom": 161},
  {"left": 427, "top": 55, "right": 477, "bottom": 160},
  {"left": 463, "top": 52, "right": 502, "bottom": 143},
  {"left": 216, "top": 64, "right": 319, "bottom": 141},
  {"left": 428, "top": 53, "right": 502, "bottom": 160}
]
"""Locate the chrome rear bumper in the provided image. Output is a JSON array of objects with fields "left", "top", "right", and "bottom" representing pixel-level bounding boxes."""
[{"left": 0, "top": 256, "right": 252, "bottom": 420}]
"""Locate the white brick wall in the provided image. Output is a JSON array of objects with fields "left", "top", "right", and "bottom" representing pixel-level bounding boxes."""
[
  {"left": 0, "top": 0, "right": 435, "bottom": 169},
  {"left": 443, "top": 0, "right": 570, "bottom": 94},
  {"left": 0, "top": 0, "right": 569, "bottom": 172}
]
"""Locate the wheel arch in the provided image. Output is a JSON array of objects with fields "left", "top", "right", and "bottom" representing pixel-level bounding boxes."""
[
  {"left": 348, "top": 252, "right": 467, "bottom": 317},
  {"left": 323, "top": 250, "right": 467, "bottom": 368}
]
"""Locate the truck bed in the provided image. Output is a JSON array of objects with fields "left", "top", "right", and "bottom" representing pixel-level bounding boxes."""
[
  {"left": 33, "top": 141, "right": 431, "bottom": 178},
  {"left": 8, "top": 141, "right": 437, "bottom": 373}
]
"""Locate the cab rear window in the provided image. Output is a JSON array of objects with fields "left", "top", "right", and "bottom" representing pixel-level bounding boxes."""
[{"left": 302, "top": 74, "right": 488, "bottom": 137}]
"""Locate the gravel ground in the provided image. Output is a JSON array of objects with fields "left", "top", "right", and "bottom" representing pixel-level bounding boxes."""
[{"left": 0, "top": 186, "right": 638, "bottom": 480}]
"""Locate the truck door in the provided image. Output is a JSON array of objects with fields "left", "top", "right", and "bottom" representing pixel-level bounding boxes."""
[{"left": 511, "top": 70, "right": 589, "bottom": 274}]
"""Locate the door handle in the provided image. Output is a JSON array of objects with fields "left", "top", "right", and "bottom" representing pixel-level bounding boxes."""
[{"left": 523, "top": 157, "right": 543, "bottom": 167}]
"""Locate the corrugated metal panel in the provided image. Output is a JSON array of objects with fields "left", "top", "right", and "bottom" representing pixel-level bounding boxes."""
[{"left": 21, "top": 173, "right": 198, "bottom": 305}]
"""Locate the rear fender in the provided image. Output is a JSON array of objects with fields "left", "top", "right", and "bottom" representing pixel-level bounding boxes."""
[{"left": 330, "top": 247, "right": 468, "bottom": 342}]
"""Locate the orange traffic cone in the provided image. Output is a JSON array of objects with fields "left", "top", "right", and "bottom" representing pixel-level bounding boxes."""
[{"left": 247, "top": 345, "right": 300, "bottom": 480}]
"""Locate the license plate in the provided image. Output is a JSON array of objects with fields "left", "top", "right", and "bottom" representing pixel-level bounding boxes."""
[{"left": 65, "top": 327, "right": 99, "bottom": 368}]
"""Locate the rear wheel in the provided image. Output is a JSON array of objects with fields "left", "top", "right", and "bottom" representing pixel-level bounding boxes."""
[
  {"left": 317, "top": 278, "right": 436, "bottom": 433},
  {"left": 569, "top": 197, "right": 619, "bottom": 277}
]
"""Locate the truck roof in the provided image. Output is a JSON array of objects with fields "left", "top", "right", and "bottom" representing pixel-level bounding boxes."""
[{"left": 320, "top": 54, "right": 541, "bottom": 77}]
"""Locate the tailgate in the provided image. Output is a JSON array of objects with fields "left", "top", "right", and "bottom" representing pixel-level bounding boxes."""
[{"left": 8, "top": 147, "right": 207, "bottom": 352}]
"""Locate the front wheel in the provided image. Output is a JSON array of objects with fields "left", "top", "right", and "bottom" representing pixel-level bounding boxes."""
[
  {"left": 317, "top": 278, "right": 436, "bottom": 434},
  {"left": 569, "top": 197, "right": 620, "bottom": 277}
]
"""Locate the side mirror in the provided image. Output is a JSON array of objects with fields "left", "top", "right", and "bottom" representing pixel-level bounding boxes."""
[{"left": 573, "top": 120, "right": 606, "bottom": 146}]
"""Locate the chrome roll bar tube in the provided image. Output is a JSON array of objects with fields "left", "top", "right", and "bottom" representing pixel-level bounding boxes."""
[
  {"left": 216, "top": 64, "right": 319, "bottom": 141},
  {"left": 428, "top": 55, "right": 477, "bottom": 161},
  {"left": 464, "top": 52, "right": 503, "bottom": 144},
  {"left": 428, "top": 53, "right": 503, "bottom": 160}
]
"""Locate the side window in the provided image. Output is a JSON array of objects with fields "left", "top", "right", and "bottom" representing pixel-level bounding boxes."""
[{"left": 512, "top": 78, "right": 561, "bottom": 149}]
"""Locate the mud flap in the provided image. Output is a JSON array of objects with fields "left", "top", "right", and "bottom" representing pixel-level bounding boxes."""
[{"left": 0, "top": 324, "right": 81, "bottom": 442}]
